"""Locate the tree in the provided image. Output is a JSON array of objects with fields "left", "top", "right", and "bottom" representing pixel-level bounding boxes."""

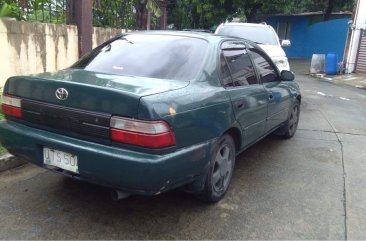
[
  {"left": 0, "top": 0, "right": 67, "bottom": 23},
  {"left": 168, "top": 0, "right": 234, "bottom": 30},
  {"left": 232, "top": 0, "right": 293, "bottom": 22},
  {"left": 283, "top": 0, "right": 353, "bottom": 20},
  {"left": 168, "top": 0, "right": 354, "bottom": 30},
  {"left": 323, "top": 0, "right": 353, "bottom": 20}
]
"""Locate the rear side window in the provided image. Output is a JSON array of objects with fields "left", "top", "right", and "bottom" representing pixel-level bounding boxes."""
[
  {"left": 248, "top": 47, "right": 279, "bottom": 83},
  {"left": 222, "top": 48, "right": 258, "bottom": 86},
  {"left": 72, "top": 34, "right": 208, "bottom": 81},
  {"left": 220, "top": 54, "right": 233, "bottom": 87}
]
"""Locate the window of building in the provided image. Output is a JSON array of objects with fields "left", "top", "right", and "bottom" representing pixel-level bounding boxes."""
[{"left": 277, "top": 22, "right": 292, "bottom": 41}]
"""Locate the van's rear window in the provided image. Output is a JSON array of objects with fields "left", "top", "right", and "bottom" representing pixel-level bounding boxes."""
[
  {"left": 71, "top": 34, "right": 208, "bottom": 81},
  {"left": 217, "top": 26, "right": 278, "bottom": 45}
]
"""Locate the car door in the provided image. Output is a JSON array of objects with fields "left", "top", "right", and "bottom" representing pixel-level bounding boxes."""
[
  {"left": 220, "top": 41, "right": 268, "bottom": 147},
  {"left": 247, "top": 44, "right": 291, "bottom": 132}
]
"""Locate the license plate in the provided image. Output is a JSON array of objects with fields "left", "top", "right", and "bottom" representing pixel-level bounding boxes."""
[{"left": 43, "top": 147, "right": 79, "bottom": 174}]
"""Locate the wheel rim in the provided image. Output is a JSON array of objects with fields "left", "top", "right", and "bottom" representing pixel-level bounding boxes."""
[
  {"left": 212, "top": 143, "right": 234, "bottom": 193},
  {"left": 289, "top": 105, "right": 299, "bottom": 135}
]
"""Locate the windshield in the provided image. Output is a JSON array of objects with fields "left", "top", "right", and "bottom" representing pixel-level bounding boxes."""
[
  {"left": 72, "top": 34, "right": 208, "bottom": 81},
  {"left": 217, "top": 25, "right": 279, "bottom": 45}
]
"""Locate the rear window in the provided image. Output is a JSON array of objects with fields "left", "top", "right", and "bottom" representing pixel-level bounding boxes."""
[
  {"left": 217, "top": 25, "right": 278, "bottom": 45},
  {"left": 72, "top": 34, "right": 208, "bottom": 81}
]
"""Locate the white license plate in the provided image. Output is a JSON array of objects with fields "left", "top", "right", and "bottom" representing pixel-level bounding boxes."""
[{"left": 43, "top": 147, "right": 79, "bottom": 174}]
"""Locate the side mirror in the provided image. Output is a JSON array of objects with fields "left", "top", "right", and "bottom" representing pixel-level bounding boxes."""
[
  {"left": 281, "top": 40, "right": 291, "bottom": 47},
  {"left": 281, "top": 70, "right": 295, "bottom": 81}
]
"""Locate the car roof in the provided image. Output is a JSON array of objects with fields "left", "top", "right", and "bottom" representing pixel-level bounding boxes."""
[
  {"left": 122, "top": 30, "right": 236, "bottom": 42},
  {"left": 128, "top": 30, "right": 214, "bottom": 37},
  {"left": 218, "top": 22, "right": 271, "bottom": 28},
  {"left": 114, "top": 31, "right": 262, "bottom": 50}
]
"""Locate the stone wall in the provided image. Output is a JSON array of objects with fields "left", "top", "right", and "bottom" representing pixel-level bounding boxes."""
[{"left": 0, "top": 19, "right": 126, "bottom": 88}]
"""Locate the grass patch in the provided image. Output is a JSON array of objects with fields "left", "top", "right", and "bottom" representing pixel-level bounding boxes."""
[
  {"left": 0, "top": 90, "right": 5, "bottom": 120},
  {"left": 0, "top": 94, "right": 3, "bottom": 120},
  {"left": 0, "top": 145, "right": 6, "bottom": 155}
]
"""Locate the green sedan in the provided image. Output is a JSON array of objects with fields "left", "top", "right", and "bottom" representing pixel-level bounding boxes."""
[{"left": 0, "top": 31, "right": 301, "bottom": 202}]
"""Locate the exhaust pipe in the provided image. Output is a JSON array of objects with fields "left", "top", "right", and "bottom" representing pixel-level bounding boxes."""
[{"left": 111, "top": 190, "right": 131, "bottom": 201}]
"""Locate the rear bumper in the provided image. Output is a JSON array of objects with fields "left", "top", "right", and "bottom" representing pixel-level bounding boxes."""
[{"left": 0, "top": 120, "right": 213, "bottom": 195}]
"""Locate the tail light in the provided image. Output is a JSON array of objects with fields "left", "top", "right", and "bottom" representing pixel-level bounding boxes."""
[
  {"left": 110, "top": 117, "right": 176, "bottom": 148},
  {"left": 1, "top": 95, "right": 22, "bottom": 118}
]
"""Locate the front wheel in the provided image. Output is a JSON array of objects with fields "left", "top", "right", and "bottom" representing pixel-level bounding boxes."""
[{"left": 197, "top": 134, "right": 236, "bottom": 203}]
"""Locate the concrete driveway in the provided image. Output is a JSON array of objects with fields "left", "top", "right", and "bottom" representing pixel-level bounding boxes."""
[{"left": 0, "top": 69, "right": 365, "bottom": 239}]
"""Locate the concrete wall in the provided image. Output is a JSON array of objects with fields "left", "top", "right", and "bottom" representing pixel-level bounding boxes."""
[
  {"left": 0, "top": 19, "right": 126, "bottom": 88},
  {"left": 92, "top": 27, "right": 128, "bottom": 48}
]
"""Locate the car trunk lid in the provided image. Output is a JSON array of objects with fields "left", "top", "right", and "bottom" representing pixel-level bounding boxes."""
[{"left": 4, "top": 69, "right": 189, "bottom": 118}]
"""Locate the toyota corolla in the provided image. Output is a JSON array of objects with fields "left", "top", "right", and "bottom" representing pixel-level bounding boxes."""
[{"left": 0, "top": 32, "right": 301, "bottom": 202}]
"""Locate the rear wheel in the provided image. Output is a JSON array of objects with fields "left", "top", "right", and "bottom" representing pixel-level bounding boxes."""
[
  {"left": 277, "top": 100, "right": 300, "bottom": 139},
  {"left": 198, "top": 134, "right": 236, "bottom": 203}
]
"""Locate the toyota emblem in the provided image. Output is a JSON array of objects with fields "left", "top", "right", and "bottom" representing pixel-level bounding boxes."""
[{"left": 55, "top": 88, "right": 69, "bottom": 100}]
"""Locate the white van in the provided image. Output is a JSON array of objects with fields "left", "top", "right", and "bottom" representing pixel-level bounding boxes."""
[{"left": 215, "top": 22, "right": 291, "bottom": 72}]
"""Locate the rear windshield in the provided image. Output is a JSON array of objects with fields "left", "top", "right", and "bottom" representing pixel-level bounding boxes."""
[
  {"left": 217, "top": 25, "right": 278, "bottom": 45},
  {"left": 72, "top": 34, "right": 208, "bottom": 81}
]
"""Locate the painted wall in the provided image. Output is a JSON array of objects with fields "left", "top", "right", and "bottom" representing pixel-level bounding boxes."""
[
  {"left": 0, "top": 19, "right": 128, "bottom": 88},
  {"left": 267, "top": 15, "right": 350, "bottom": 59},
  {"left": 306, "top": 18, "right": 350, "bottom": 59}
]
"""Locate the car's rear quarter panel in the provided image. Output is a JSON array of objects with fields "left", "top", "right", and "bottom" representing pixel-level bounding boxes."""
[{"left": 139, "top": 82, "right": 237, "bottom": 149}]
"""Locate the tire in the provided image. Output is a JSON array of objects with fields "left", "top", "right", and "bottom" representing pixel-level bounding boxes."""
[
  {"left": 197, "top": 134, "right": 236, "bottom": 203},
  {"left": 277, "top": 99, "right": 300, "bottom": 139}
]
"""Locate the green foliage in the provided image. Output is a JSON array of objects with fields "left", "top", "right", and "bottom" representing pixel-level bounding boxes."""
[
  {"left": 28, "top": 0, "right": 66, "bottom": 23},
  {"left": 283, "top": 0, "right": 353, "bottom": 15},
  {"left": 0, "top": 0, "right": 67, "bottom": 23},
  {"left": 0, "top": 1, "right": 19, "bottom": 18},
  {"left": 0, "top": 145, "right": 6, "bottom": 155},
  {"left": 146, "top": 0, "right": 162, "bottom": 17},
  {"left": 93, "top": 0, "right": 138, "bottom": 28},
  {"left": 168, "top": 0, "right": 354, "bottom": 29},
  {"left": 93, "top": 0, "right": 162, "bottom": 29},
  {"left": 0, "top": 92, "right": 4, "bottom": 121},
  {"left": 169, "top": 0, "right": 234, "bottom": 30}
]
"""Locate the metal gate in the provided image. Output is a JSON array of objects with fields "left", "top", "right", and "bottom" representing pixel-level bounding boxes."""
[{"left": 356, "top": 30, "right": 366, "bottom": 73}]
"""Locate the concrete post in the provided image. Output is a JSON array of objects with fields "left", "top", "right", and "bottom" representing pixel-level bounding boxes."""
[
  {"left": 66, "top": 0, "right": 93, "bottom": 58},
  {"left": 344, "top": 0, "right": 366, "bottom": 73}
]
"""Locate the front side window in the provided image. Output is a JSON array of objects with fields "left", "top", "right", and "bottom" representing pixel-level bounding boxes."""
[
  {"left": 72, "top": 34, "right": 208, "bottom": 81},
  {"left": 222, "top": 47, "right": 258, "bottom": 86},
  {"left": 248, "top": 47, "right": 279, "bottom": 83}
]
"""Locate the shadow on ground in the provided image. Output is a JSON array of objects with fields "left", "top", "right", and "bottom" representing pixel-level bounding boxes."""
[{"left": 0, "top": 128, "right": 344, "bottom": 239}]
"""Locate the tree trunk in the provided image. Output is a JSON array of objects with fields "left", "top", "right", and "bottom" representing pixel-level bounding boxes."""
[
  {"left": 147, "top": 10, "right": 151, "bottom": 30},
  {"left": 136, "top": 1, "right": 147, "bottom": 30},
  {"left": 324, "top": 0, "right": 335, "bottom": 21},
  {"left": 245, "top": 3, "right": 262, "bottom": 23}
]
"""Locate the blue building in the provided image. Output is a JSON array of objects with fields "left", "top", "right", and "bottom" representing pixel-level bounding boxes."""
[{"left": 266, "top": 12, "right": 352, "bottom": 60}]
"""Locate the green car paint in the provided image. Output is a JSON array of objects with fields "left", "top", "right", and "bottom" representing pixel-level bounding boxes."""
[{"left": 0, "top": 32, "right": 301, "bottom": 195}]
